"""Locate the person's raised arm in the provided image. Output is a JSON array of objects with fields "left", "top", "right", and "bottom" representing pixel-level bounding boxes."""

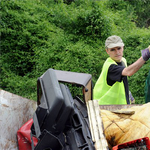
[{"left": 122, "top": 46, "right": 150, "bottom": 77}]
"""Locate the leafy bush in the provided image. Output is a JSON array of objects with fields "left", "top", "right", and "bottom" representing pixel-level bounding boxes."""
[
  {"left": 70, "top": 4, "right": 111, "bottom": 41},
  {"left": 106, "top": 0, "right": 150, "bottom": 28},
  {"left": 1, "top": 0, "right": 50, "bottom": 76},
  {"left": 1, "top": 0, "right": 150, "bottom": 104},
  {"left": 1, "top": 71, "right": 37, "bottom": 100}
]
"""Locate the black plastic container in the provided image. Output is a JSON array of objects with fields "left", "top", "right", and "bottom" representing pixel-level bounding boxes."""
[{"left": 31, "top": 68, "right": 95, "bottom": 150}]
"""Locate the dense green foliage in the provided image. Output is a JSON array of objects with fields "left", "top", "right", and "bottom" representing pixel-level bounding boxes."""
[{"left": 1, "top": 0, "right": 150, "bottom": 103}]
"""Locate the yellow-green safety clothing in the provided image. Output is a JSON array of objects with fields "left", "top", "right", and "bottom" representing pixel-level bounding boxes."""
[{"left": 94, "top": 57, "right": 127, "bottom": 105}]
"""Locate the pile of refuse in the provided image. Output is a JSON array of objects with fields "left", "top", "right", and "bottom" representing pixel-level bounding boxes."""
[
  {"left": 1, "top": 68, "right": 150, "bottom": 150},
  {"left": 100, "top": 102, "right": 150, "bottom": 149}
]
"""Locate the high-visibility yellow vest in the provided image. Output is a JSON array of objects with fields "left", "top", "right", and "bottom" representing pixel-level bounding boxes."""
[{"left": 93, "top": 57, "right": 127, "bottom": 105}]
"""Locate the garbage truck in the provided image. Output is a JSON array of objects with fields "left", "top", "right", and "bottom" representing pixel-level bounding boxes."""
[{"left": 0, "top": 68, "right": 150, "bottom": 150}]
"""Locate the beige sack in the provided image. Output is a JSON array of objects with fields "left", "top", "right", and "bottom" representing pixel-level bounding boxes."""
[{"left": 100, "top": 102, "right": 150, "bottom": 148}]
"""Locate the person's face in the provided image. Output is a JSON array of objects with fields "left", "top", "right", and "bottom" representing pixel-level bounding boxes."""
[{"left": 106, "top": 46, "right": 124, "bottom": 62}]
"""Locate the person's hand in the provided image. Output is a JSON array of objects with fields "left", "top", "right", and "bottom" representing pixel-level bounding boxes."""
[{"left": 141, "top": 46, "right": 150, "bottom": 61}]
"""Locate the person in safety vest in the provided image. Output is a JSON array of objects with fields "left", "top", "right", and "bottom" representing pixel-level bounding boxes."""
[{"left": 94, "top": 35, "right": 150, "bottom": 105}]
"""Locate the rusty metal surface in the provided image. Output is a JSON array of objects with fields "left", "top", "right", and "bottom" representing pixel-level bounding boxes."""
[
  {"left": 0, "top": 90, "right": 37, "bottom": 150},
  {"left": 99, "top": 104, "right": 142, "bottom": 111}
]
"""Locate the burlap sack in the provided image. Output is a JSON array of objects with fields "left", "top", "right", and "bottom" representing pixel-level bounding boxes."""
[{"left": 100, "top": 102, "right": 150, "bottom": 147}]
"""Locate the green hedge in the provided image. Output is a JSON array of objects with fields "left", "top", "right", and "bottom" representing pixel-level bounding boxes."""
[{"left": 1, "top": 0, "right": 150, "bottom": 103}]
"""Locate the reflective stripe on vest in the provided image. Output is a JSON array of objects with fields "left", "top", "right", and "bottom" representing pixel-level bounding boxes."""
[{"left": 93, "top": 57, "right": 127, "bottom": 105}]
